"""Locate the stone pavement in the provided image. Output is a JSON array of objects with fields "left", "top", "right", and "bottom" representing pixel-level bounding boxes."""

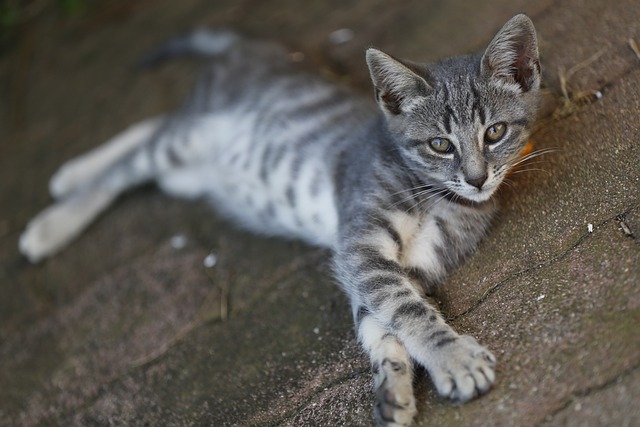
[{"left": 0, "top": 0, "right": 638, "bottom": 426}]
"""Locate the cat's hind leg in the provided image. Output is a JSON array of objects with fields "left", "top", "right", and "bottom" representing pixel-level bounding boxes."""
[
  {"left": 20, "top": 121, "right": 168, "bottom": 262},
  {"left": 19, "top": 189, "right": 117, "bottom": 263},
  {"left": 357, "top": 307, "right": 417, "bottom": 427},
  {"left": 49, "top": 116, "right": 164, "bottom": 199}
]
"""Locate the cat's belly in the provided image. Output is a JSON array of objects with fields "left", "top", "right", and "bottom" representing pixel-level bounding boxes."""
[
  {"left": 157, "top": 117, "right": 340, "bottom": 248},
  {"left": 171, "top": 162, "right": 339, "bottom": 248},
  {"left": 216, "top": 159, "right": 339, "bottom": 248}
]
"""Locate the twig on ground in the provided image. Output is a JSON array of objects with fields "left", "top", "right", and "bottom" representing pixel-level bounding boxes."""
[
  {"left": 554, "top": 48, "right": 607, "bottom": 119},
  {"left": 629, "top": 38, "right": 640, "bottom": 61}
]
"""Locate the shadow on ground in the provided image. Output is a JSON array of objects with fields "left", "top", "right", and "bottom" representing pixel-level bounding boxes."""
[{"left": 0, "top": 0, "right": 638, "bottom": 426}]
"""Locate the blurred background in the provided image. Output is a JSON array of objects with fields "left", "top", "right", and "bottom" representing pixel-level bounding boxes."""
[{"left": 0, "top": 1, "right": 638, "bottom": 426}]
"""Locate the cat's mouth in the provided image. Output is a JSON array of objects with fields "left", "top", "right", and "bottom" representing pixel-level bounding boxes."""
[
  {"left": 438, "top": 187, "right": 495, "bottom": 206},
  {"left": 452, "top": 184, "right": 498, "bottom": 204},
  {"left": 446, "top": 171, "right": 504, "bottom": 203}
]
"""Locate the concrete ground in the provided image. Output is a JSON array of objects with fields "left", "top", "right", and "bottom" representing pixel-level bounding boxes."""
[{"left": 1, "top": 0, "right": 638, "bottom": 426}]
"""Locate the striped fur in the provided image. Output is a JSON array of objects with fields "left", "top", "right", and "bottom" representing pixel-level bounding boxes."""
[{"left": 20, "top": 15, "right": 541, "bottom": 426}]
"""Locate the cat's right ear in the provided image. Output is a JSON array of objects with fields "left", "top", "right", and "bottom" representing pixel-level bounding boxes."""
[{"left": 366, "top": 48, "right": 431, "bottom": 116}]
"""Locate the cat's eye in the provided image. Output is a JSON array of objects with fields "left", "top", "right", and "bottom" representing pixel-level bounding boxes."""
[
  {"left": 484, "top": 122, "right": 507, "bottom": 144},
  {"left": 428, "top": 138, "right": 454, "bottom": 154}
]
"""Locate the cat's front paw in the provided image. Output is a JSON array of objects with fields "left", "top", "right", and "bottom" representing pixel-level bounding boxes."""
[
  {"left": 428, "top": 334, "right": 496, "bottom": 402},
  {"left": 373, "top": 358, "right": 417, "bottom": 427}
]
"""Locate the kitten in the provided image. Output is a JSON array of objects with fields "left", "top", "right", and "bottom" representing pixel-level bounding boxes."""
[{"left": 20, "top": 14, "right": 540, "bottom": 426}]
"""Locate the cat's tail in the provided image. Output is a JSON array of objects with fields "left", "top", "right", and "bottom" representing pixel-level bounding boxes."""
[{"left": 136, "top": 28, "right": 240, "bottom": 69}]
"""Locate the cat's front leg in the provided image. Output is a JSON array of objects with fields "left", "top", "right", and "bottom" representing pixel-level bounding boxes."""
[
  {"left": 355, "top": 305, "right": 417, "bottom": 426},
  {"left": 337, "top": 229, "right": 496, "bottom": 422}
]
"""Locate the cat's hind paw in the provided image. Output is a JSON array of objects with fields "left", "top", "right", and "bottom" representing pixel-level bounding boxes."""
[
  {"left": 428, "top": 334, "right": 496, "bottom": 403},
  {"left": 20, "top": 191, "right": 114, "bottom": 263},
  {"left": 48, "top": 155, "right": 111, "bottom": 199},
  {"left": 49, "top": 160, "right": 87, "bottom": 199},
  {"left": 19, "top": 203, "right": 77, "bottom": 263}
]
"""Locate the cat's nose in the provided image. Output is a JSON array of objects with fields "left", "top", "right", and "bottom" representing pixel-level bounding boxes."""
[{"left": 466, "top": 173, "right": 488, "bottom": 190}]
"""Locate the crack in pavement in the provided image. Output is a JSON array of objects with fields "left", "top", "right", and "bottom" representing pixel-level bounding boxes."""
[
  {"left": 535, "top": 362, "right": 640, "bottom": 427},
  {"left": 256, "top": 367, "right": 369, "bottom": 427},
  {"left": 52, "top": 249, "right": 330, "bottom": 425},
  {"left": 448, "top": 203, "right": 640, "bottom": 322}
]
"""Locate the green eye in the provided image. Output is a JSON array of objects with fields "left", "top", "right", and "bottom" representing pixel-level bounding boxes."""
[
  {"left": 429, "top": 137, "right": 454, "bottom": 154},
  {"left": 485, "top": 122, "right": 507, "bottom": 144}
]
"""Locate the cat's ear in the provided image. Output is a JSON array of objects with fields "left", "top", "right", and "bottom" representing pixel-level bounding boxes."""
[
  {"left": 366, "top": 48, "right": 431, "bottom": 115},
  {"left": 481, "top": 14, "right": 541, "bottom": 92}
]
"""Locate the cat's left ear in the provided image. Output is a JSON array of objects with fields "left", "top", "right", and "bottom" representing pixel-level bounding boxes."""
[
  {"left": 481, "top": 14, "right": 541, "bottom": 92},
  {"left": 366, "top": 48, "right": 432, "bottom": 116}
]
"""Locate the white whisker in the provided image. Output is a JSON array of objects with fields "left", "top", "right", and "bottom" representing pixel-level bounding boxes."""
[
  {"left": 403, "top": 188, "right": 449, "bottom": 213},
  {"left": 389, "top": 183, "right": 436, "bottom": 197},
  {"left": 500, "top": 179, "right": 514, "bottom": 190},
  {"left": 390, "top": 185, "right": 445, "bottom": 209},
  {"left": 510, "top": 147, "right": 561, "bottom": 168},
  {"left": 509, "top": 168, "right": 550, "bottom": 175}
]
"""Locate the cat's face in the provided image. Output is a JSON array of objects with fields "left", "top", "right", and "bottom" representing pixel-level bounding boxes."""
[
  {"left": 395, "top": 77, "right": 535, "bottom": 203},
  {"left": 367, "top": 14, "right": 541, "bottom": 203}
]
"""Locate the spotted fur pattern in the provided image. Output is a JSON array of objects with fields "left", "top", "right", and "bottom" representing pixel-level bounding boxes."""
[{"left": 20, "top": 15, "right": 541, "bottom": 426}]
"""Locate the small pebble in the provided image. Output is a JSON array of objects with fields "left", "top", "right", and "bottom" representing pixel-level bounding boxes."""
[
  {"left": 329, "top": 28, "right": 355, "bottom": 45},
  {"left": 170, "top": 234, "right": 187, "bottom": 250},
  {"left": 594, "top": 90, "right": 603, "bottom": 100},
  {"left": 288, "top": 51, "right": 305, "bottom": 62},
  {"left": 537, "top": 294, "right": 546, "bottom": 301},
  {"left": 203, "top": 252, "right": 217, "bottom": 268},
  {"left": 313, "top": 327, "right": 320, "bottom": 334}
]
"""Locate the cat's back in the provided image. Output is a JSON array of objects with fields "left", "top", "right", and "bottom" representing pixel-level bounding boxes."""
[{"left": 160, "top": 36, "right": 378, "bottom": 247}]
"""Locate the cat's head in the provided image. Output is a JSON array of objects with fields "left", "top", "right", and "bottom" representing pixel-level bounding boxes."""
[{"left": 366, "top": 14, "right": 541, "bottom": 203}]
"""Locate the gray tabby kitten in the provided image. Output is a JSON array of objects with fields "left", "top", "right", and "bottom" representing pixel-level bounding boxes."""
[{"left": 20, "top": 14, "right": 541, "bottom": 426}]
